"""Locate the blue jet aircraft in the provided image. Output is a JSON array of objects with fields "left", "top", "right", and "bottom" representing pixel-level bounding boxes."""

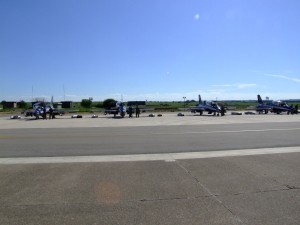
[
  {"left": 25, "top": 97, "right": 64, "bottom": 119},
  {"left": 256, "top": 95, "right": 272, "bottom": 114},
  {"left": 104, "top": 101, "right": 150, "bottom": 118},
  {"left": 104, "top": 101, "right": 126, "bottom": 118},
  {"left": 256, "top": 95, "right": 297, "bottom": 114},
  {"left": 190, "top": 95, "right": 225, "bottom": 116}
]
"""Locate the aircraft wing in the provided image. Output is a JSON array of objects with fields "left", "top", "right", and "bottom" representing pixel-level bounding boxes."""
[
  {"left": 53, "top": 109, "right": 65, "bottom": 116},
  {"left": 104, "top": 109, "right": 119, "bottom": 115},
  {"left": 190, "top": 106, "right": 205, "bottom": 112}
]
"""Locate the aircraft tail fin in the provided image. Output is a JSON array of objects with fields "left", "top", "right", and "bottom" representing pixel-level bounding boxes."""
[
  {"left": 257, "top": 95, "right": 263, "bottom": 104},
  {"left": 198, "top": 95, "right": 202, "bottom": 104},
  {"left": 51, "top": 96, "right": 54, "bottom": 108}
]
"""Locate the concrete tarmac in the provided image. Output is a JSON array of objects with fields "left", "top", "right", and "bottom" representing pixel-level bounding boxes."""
[
  {"left": 0, "top": 122, "right": 300, "bottom": 157},
  {"left": 1, "top": 112, "right": 300, "bottom": 129},
  {"left": 1, "top": 112, "right": 300, "bottom": 224}
]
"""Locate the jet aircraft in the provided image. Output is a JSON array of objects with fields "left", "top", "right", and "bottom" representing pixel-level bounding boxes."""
[
  {"left": 104, "top": 101, "right": 149, "bottom": 118},
  {"left": 256, "top": 95, "right": 298, "bottom": 114},
  {"left": 104, "top": 101, "right": 126, "bottom": 118},
  {"left": 25, "top": 97, "right": 64, "bottom": 119},
  {"left": 256, "top": 95, "right": 272, "bottom": 114},
  {"left": 190, "top": 95, "right": 225, "bottom": 116}
]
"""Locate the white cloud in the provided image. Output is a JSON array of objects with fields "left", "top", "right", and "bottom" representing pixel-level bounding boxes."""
[
  {"left": 3, "top": 89, "right": 299, "bottom": 102},
  {"left": 211, "top": 84, "right": 233, "bottom": 88},
  {"left": 211, "top": 83, "right": 257, "bottom": 89},
  {"left": 237, "top": 83, "right": 257, "bottom": 89},
  {"left": 267, "top": 74, "right": 300, "bottom": 83},
  {"left": 2, "top": 81, "right": 298, "bottom": 102},
  {"left": 194, "top": 14, "right": 200, "bottom": 20}
]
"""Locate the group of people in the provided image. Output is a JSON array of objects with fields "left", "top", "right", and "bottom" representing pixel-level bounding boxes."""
[
  {"left": 127, "top": 105, "right": 141, "bottom": 118},
  {"left": 41, "top": 107, "right": 54, "bottom": 120}
]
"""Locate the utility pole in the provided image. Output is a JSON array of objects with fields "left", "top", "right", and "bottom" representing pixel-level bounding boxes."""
[
  {"left": 183, "top": 96, "right": 186, "bottom": 109},
  {"left": 63, "top": 85, "right": 66, "bottom": 101}
]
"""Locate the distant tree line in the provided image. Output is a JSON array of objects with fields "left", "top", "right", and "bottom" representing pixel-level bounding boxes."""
[
  {"left": 80, "top": 98, "right": 117, "bottom": 109},
  {"left": 80, "top": 99, "right": 93, "bottom": 108},
  {"left": 17, "top": 100, "right": 28, "bottom": 109}
]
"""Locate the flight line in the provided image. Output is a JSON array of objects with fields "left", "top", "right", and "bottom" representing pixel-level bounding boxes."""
[{"left": 1, "top": 103, "right": 300, "bottom": 225}]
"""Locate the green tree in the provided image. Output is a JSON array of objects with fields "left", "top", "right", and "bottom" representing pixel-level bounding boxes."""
[
  {"left": 81, "top": 99, "right": 92, "bottom": 108},
  {"left": 1, "top": 101, "right": 6, "bottom": 109},
  {"left": 95, "top": 102, "right": 103, "bottom": 108},
  {"left": 103, "top": 99, "right": 116, "bottom": 109},
  {"left": 17, "top": 100, "right": 28, "bottom": 109}
]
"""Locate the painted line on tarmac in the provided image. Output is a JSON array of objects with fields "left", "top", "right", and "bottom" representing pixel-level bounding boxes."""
[
  {"left": 156, "top": 128, "right": 300, "bottom": 135},
  {"left": 0, "top": 146, "right": 300, "bottom": 165},
  {"left": 0, "top": 136, "right": 16, "bottom": 139},
  {"left": 3, "top": 127, "right": 300, "bottom": 140}
]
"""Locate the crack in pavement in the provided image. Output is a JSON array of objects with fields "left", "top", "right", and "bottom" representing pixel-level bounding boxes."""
[
  {"left": 286, "top": 185, "right": 300, "bottom": 190},
  {"left": 1, "top": 185, "right": 298, "bottom": 212},
  {"left": 171, "top": 158, "right": 246, "bottom": 225}
]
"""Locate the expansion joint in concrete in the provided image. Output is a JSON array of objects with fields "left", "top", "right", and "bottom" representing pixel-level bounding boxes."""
[{"left": 173, "top": 160, "right": 246, "bottom": 225}]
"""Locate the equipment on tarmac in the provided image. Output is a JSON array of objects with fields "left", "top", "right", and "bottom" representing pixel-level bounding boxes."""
[
  {"left": 71, "top": 115, "right": 82, "bottom": 118},
  {"left": 10, "top": 115, "right": 21, "bottom": 119}
]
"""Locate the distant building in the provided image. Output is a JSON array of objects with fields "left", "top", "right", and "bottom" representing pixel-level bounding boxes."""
[
  {"left": 61, "top": 101, "right": 73, "bottom": 108},
  {"left": 127, "top": 101, "right": 146, "bottom": 106},
  {"left": 53, "top": 103, "right": 62, "bottom": 109},
  {"left": 3, "top": 102, "right": 17, "bottom": 109}
]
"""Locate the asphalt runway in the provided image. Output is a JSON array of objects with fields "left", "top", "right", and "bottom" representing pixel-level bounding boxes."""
[
  {"left": 1, "top": 114, "right": 300, "bottom": 224},
  {"left": 1, "top": 121, "right": 300, "bottom": 158}
]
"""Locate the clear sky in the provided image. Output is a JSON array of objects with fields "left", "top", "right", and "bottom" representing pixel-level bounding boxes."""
[{"left": 1, "top": 0, "right": 300, "bottom": 102}]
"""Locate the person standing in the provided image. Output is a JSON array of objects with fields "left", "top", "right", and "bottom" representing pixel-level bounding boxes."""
[
  {"left": 135, "top": 105, "right": 140, "bottom": 118},
  {"left": 128, "top": 106, "right": 133, "bottom": 118},
  {"left": 220, "top": 104, "right": 226, "bottom": 116},
  {"left": 49, "top": 107, "right": 53, "bottom": 119},
  {"left": 42, "top": 107, "right": 47, "bottom": 120}
]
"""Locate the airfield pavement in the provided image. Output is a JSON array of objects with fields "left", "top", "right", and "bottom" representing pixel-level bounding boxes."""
[
  {"left": 1, "top": 111, "right": 300, "bottom": 129},
  {"left": 1, "top": 111, "right": 300, "bottom": 224}
]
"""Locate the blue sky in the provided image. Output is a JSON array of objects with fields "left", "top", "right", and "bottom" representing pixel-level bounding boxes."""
[{"left": 1, "top": 0, "right": 300, "bottom": 102}]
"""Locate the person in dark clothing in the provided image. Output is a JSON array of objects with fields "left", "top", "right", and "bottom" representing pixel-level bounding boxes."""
[
  {"left": 135, "top": 105, "right": 140, "bottom": 118},
  {"left": 49, "top": 107, "right": 53, "bottom": 119},
  {"left": 128, "top": 106, "right": 133, "bottom": 118},
  {"left": 220, "top": 105, "right": 226, "bottom": 116},
  {"left": 42, "top": 107, "right": 47, "bottom": 120}
]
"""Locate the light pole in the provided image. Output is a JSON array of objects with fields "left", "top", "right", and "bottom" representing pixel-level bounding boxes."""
[{"left": 183, "top": 97, "right": 186, "bottom": 110}]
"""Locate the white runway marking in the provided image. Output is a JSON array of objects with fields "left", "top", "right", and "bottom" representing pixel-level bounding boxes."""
[
  {"left": 157, "top": 128, "right": 300, "bottom": 135},
  {"left": 1, "top": 146, "right": 300, "bottom": 164}
]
